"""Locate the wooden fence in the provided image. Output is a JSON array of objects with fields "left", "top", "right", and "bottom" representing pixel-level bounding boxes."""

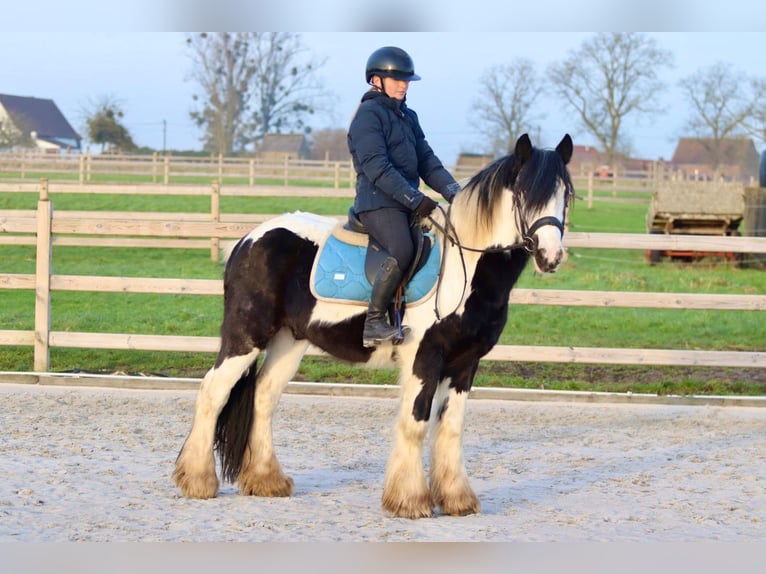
[
  {"left": 0, "top": 149, "right": 675, "bottom": 193},
  {"left": 5, "top": 149, "right": 757, "bottom": 216},
  {"left": 1, "top": 180, "right": 766, "bottom": 374},
  {"left": 0, "top": 150, "right": 402, "bottom": 188}
]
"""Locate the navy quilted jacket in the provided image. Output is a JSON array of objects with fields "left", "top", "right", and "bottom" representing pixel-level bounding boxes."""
[{"left": 347, "top": 90, "right": 458, "bottom": 214}]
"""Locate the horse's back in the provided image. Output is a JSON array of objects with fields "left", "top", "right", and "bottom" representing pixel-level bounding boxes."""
[
  {"left": 224, "top": 211, "right": 336, "bottom": 264},
  {"left": 249, "top": 211, "right": 337, "bottom": 244}
]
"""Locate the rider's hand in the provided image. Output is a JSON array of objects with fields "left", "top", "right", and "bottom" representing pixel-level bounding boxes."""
[{"left": 413, "top": 196, "right": 438, "bottom": 219}]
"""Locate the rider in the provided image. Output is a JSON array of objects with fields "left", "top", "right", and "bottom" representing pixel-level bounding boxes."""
[{"left": 348, "top": 46, "right": 462, "bottom": 348}]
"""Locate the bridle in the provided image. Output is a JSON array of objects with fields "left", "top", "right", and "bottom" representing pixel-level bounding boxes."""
[
  {"left": 427, "top": 186, "right": 570, "bottom": 254},
  {"left": 424, "top": 185, "right": 572, "bottom": 319}
]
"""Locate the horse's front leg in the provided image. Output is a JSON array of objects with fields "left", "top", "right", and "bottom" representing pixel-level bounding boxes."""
[
  {"left": 382, "top": 370, "right": 434, "bottom": 519},
  {"left": 429, "top": 381, "right": 480, "bottom": 516}
]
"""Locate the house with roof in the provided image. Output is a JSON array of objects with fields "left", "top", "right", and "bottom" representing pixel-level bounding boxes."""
[
  {"left": 0, "top": 94, "right": 81, "bottom": 152},
  {"left": 671, "top": 137, "right": 759, "bottom": 182},
  {"left": 255, "top": 133, "right": 310, "bottom": 162}
]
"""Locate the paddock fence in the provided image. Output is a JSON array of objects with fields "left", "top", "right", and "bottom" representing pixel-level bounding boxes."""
[
  {"left": 1, "top": 179, "right": 766, "bottom": 374},
  {"left": 0, "top": 148, "right": 723, "bottom": 200},
  {"left": 0, "top": 151, "right": 359, "bottom": 189}
]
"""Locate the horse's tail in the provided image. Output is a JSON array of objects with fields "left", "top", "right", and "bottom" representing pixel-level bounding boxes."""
[{"left": 214, "top": 364, "right": 257, "bottom": 483}]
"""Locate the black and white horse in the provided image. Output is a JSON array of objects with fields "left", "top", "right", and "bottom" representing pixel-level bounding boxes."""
[{"left": 173, "top": 133, "right": 574, "bottom": 519}]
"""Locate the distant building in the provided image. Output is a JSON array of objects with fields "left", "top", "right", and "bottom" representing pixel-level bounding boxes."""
[
  {"left": 0, "top": 94, "right": 81, "bottom": 152},
  {"left": 569, "top": 144, "right": 609, "bottom": 177},
  {"left": 569, "top": 143, "right": 669, "bottom": 178},
  {"left": 255, "top": 133, "right": 310, "bottom": 162},
  {"left": 671, "top": 137, "right": 759, "bottom": 182},
  {"left": 455, "top": 152, "right": 494, "bottom": 168}
]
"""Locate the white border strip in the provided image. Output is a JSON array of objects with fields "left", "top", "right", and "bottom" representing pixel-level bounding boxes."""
[{"left": 1, "top": 371, "right": 764, "bottom": 408}]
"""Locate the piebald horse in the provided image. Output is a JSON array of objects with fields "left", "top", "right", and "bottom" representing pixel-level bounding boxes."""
[{"left": 173, "top": 133, "right": 574, "bottom": 518}]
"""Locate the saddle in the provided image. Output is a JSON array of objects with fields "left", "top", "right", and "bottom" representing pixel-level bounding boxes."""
[{"left": 309, "top": 207, "right": 440, "bottom": 306}]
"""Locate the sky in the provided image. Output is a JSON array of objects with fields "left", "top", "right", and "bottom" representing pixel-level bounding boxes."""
[{"left": 3, "top": 26, "right": 766, "bottom": 164}]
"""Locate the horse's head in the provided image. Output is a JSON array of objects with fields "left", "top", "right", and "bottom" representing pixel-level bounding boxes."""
[
  {"left": 451, "top": 134, "right": 574, "bottom": 272},
  {"left": 512, "top": 133, "right": 573, "bottom": 273}
]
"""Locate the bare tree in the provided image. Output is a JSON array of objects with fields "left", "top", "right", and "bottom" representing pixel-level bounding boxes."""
[
  {"left": 186, "top": 32, "right": 328, "bottom": 154},
  {"left": 679, "top": 62, "right": 757, "bottom": 176},
  {"left": 743, "top": 76, "right": 766, "bottom": 151},
  {"left": 186, "top": 33, "right": 254, "bottom": 154},
  {"left": 473, "top": 59, "right": 544, "bottom": 156},
  {"left": 248, "top": 33, "right": 328, "bottom": 140},
  {"left": 548, "top": 33, "right": 673, "bottom": 166}
]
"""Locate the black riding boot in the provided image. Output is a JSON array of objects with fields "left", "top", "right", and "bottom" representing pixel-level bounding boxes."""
[{"left": 363, "top": 257, "right": 408, "bottom": 347}]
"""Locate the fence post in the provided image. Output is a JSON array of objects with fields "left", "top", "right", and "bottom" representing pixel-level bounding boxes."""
[
  {"left": 79, "top": 154, "right": 85, "bottom": 185},
  {"left": 34, "top": 178, "right": 53, "bottom": 372},
  {"left": 249, "top": 158, "right": 255, "bottom": 187},
  {"left": 152, "top": 152, "right": 158, "bottom": 184},
  {"left": 587, "top": 171, "right": 594, "bottom": 209},
  {"left": 334, "top": 162, "right": 340, "bottom": 190},
  {"left": 284, "top": 156, "right": 289, "bottom": 187},
  {"left": 210, "top": 181, "right": 221, "bottom": 262},
  {"left": 163, "top": 156, "right": 170, "bottom": 185}
]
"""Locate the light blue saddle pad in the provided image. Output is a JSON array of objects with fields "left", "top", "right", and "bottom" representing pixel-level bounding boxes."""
[{"left": 311, "top": 233, "right": 440, "bottom": 306}]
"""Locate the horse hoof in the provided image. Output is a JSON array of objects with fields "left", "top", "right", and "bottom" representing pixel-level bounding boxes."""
[
  {"left": 434, "top": 491, "right": 481, "bottom": 517},
  {"left": 172, "top": 467, "right": 219, "bottom": 499},
  {"left": 381, "top": 492, "right": 434, "bottom": 519},
  {"left": 239, "top": 473, "right": 294, "bottom": 497}
]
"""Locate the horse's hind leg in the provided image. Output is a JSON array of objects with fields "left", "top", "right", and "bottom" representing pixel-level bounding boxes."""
[
  {"left": 173, "top": 350, "right": 259, "bottom": 499},
  {"left": 429, "top": 382, "right": 480, "bottom": 516},
  {"left": 238, "top": 328, "right": 309, "bottom": 497}
]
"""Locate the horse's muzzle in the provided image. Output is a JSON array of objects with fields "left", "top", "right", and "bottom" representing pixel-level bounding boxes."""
[{"left": 533, "top": 243, "right": 565, "bottom": 273}]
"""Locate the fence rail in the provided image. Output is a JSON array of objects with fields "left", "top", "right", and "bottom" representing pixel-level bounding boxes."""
[
  {"left": 1, "top": 179, "right": 765, "bottom": 374},
  {"left": 0, "top": 149, "right": 684, "bottom": 192},
  {"left": 0, "top": 151, "right": 361, "bottom": 188}
]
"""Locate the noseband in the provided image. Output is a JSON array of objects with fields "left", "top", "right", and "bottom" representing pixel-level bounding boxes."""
[{"left": 520, "top": 215, "right": 566, "bottom": 253}]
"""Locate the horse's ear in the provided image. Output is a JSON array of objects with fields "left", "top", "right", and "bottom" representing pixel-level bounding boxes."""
[
  {"left": 556, "top": 134, "right": 573, "bottom": 165},
  {"left": 515, "top": 133, "right": 533, "bottom": 161}
]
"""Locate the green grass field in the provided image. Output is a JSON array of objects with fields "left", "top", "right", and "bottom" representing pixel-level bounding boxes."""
[{"left": 1, "top": 186, "right": 764, "bottom": 395}]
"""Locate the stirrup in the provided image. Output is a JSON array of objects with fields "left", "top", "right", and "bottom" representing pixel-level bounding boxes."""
[
  {"left": 363, "top": 319, "right": 406, "bottom": 347},
  {"left": 392, "top": 325, "right": 411, "bottom": 346}
]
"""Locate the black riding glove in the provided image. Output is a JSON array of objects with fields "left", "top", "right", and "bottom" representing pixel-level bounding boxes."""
[{"left": 413, "top": 196, "right": 438, "bottom": 219}]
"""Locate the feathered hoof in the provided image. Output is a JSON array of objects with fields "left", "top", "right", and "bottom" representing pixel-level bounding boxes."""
[
  {"left": 172, "top": 462, "right": 219, "bottom": 499},
  {"left": 433, "top": 489, "right": 481, "bottom": 517},
  {"left": 239, "top": 470, "right": 294, "bottom": 497},
  {"left": 381, "top": 491, "right": 434, "bottom": 519}
]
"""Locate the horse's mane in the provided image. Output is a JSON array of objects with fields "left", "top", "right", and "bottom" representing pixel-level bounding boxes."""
[{"left": 462, "top": 145, "right": 572, "bottom": 227}]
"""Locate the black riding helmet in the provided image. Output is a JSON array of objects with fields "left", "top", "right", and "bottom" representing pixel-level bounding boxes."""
[{"left": 365, "top": 46, "right": 421, "bottom": 83}]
